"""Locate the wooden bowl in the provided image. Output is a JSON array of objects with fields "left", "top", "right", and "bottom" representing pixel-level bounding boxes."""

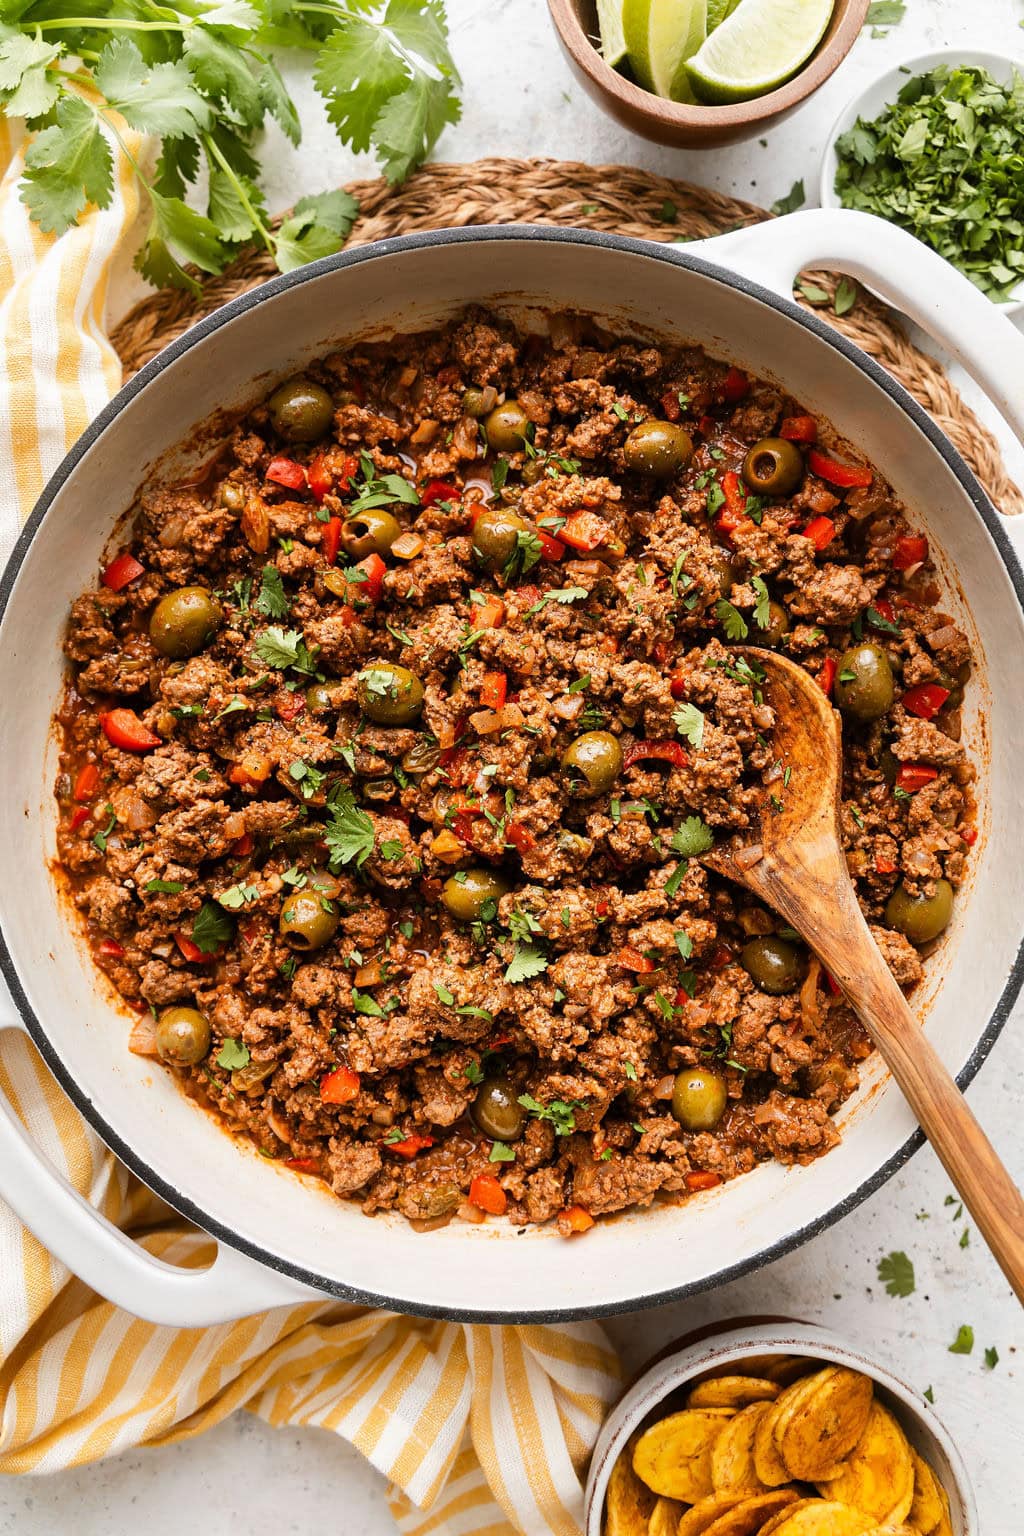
[{"left": 548, "top": 0, "right": 870, "bottom": 147}]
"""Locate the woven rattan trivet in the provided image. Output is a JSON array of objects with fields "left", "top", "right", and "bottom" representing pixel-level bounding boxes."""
[{"left": 112, "top": 157, "right": 1021, "bottom": 516}]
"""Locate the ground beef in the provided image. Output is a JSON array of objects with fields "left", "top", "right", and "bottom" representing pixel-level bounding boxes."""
[{"left": 53, "top": 308, "right": 976, "bottom": 1234}]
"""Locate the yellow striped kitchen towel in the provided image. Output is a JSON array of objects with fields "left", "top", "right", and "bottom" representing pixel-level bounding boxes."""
[{"left": 0, "top": 118, "right": 622, "bottom": 1533}]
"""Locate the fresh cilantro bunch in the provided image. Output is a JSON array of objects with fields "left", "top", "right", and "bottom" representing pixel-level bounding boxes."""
[{"left": 0, "top": 0, "right": 461, "bottom": 291}]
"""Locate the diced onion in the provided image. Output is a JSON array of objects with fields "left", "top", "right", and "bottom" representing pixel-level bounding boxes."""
[
  {"left": 409, "top": 418, "right": 438, "bottom": 446},
  {"left": 391, "top": 531, "right": 424, "bottom": 560},
  {"left": 128, "top": 1017, "right": 159, "bottom": 1057},
  {"left": 654, "top": 1074, "right": 676, "bottom": 1100}
]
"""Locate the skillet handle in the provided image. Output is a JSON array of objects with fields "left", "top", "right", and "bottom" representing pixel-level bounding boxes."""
[
  {"left": 0, "top": 1015, "right": 325, "bottom": 1326},
  {"left": 687, "top": 208, "right": 1024, "bottom": 450}
]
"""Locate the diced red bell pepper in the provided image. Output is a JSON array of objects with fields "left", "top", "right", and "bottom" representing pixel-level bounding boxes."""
[
  {"left": 73, "top": 762, "right": 101, "bottom": 802},
  {"left": 505, "top": 820, "right": 535, "bottom": 855},
  {"left": 803, "top": 516, "right": 836, "bottom": 552},
  {"left": 285, "top": 1156, "right": 321, "bottom": 1174},
  {"left": 721, "top": 470, "right": 748, "bottom": 521},
  {"left": 386, "top": 1133, "right": 434, "bottom": 1159},
  {"left": 892, "top": 534, "right": 929, "bottom": 571},
  {"left": 536, "top": 529, "right": 565, "bottom": 563},
  {"left": 685, "top": 1171, "right": 722, "bottom": 1193},
  {"left": 698, "top": 414, "right": 716, "bottom": 438},
  {"left": 420, "top": 479, "right": 459, "bottom": 507},
  {"left": 320, "top": 1066, "right": 361, "bottom": 1104},
  {"left": 307, "top": 453, "right": 333, "bottom": 503},
  {"left": 822, "top": 970, "right": 842, "bottom": 997},
  {"left": 874, "top": 853, "right": 898, "bottom": 875},
  {"left": 102, "top": 552, "right": 145, "bottom": 591},
  {"left": 599, "top": 635, "right": 619, "bottom": 655},
  {"left": 97, "top": 938, "right": 125, "bottom": 958},
  {"left": 902, "top": 683, "right": 950, "bottom": 721},
  {"left": 474, "top": 597, "right": 505, "bottom": 631},
  {"left": 669, "top": 672, "right": 688, "bottom": 701},
  {"left": 469, "top": 1173, "right": 508, "bottom": 1215},
  {"left": 807, "top": 448, "right": 873, "bottom": 489},
  {"left": 623, "top": 740, "right": 688, "bottom": 771},
  {"left": 896, "top": 762, "right": 938, "bottom": 793},
  {"left": 479, "top": 671, "right": 507, "bottom": 711},
  {"left": 275, "top": 692, "right": 306, "bottom": 723},
  {"left": 962, "top": 825, "right": 978, "bottom": 847},
  {"left": 779, "top": 415, "right": 817, "bottom": 444},
  {"left": 560, "top": 510, "right": 612, "bottom": 552},
  {"left": 175, "top": 931, "right": 217, "bottom": 964},
  {"left": 338, "top": 454, "right": 359, "bottom": 492},
  {"left": 353, "top": 551, "right": 386, "bottom": 603},
  {"left": 659, "top": 389, "right": 681, "bottom": 422},
  {"left": 709, "top": 943, "right": 733, "bottom": 971},
  {"left": 452, "top": 811, "right": 479, "bottom": 845},
  {"left": 559, "top": 1204, "right": 595, "bottom": 1234},
  {"left": 69, "top": 806, "right": 91, "bottom": 832},
  {"left": 720, "top": 367, "right": 749, "bottom": 403},
  {"left": 595, "top": 895, "right": 611, "bottom": 918},
  {"left": 231, "top": 831, "right": 254, "bottom": 857},
  {"left": 266, "top": 455, "right": 307, "bottom": 491},
  {"left": 617, "top": 946, "right": 655, "bottom": 973},
  {"left": 99, "top": 708, "right": 161, "bottom": 753},
  {"left": 868, "top": 598, "right": 897, "bottom": 629},
  {"left": 322, "top": 516, "right": 342, "bottom": 566},
  {"left": 817, "top": 657, "right": 836, "bottom": 696},
  {"left": 674, "top": 986, "right": 692, "bottom": 1007}
]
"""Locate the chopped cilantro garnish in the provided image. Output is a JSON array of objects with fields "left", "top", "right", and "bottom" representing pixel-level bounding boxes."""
[
  {"left": 673, "top": 702, "right": 705, "bottom": 749},
  {"left": 670, "top": 816, "right": 714, "bottom": 857},
  {"left": 192, "top": 901, "right": 233, "bottom": 954},
  {"left": 877, "top": 1250, "right": 916, "bottom": 1297},
  {"left": 215, "top": 1038, "right": 249, "bottom": 1071}
]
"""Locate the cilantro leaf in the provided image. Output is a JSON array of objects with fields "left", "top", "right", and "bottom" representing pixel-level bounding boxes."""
[
  {"left": 751, "top": 575, "right": 771, "bottom": 631},
  {"left": 215, "top": 1037, "right": 250, "bottom": 1070},
  {"left": 253, "top": 626, "right": 316, "bottom": 673},
  {"left": 670, "top": 816, "right": 714, "bottom": 858},
  {"left": 22, "top": 96, "right": 113, "bottom": 237},
  {"left": 715, "top": 599, "right": 748, "bottom": 641},
  {"left": 771, "top": 179, "right": 805, "bottom": 216},
  {"left": 274, "top": 189, "right": 359, "bottom": 272},
  {"left": 136, "top": 191, "right": 229, "bottom": 296},
  {"left": 324, "top": 786, "right": 375, "bottom": 869},
  {"left": 352, "top": 988, "right": 384, "bottom": 1017},
  {"left": 0, "top": 34, "right": 60, "bottom": 121},
  {"left": 525, "top": 585, "right": 588, "bottom": 616},
  {"left": 505, "top": 942, "right": 548, "bottom": 984},
  {"left": 489, "top": 1140, "right": 515, "bottom": 1163},
  {"left": 984, "top": 1346, "right": 999, "bottom": 1369},
  {"left": 255, "top": 564, "right": 289, "bottom": 619},
  {"left": 517, "top": 1093, "right": 582, "bottom": 1137},
  {"left": 96, "top": 39, "right": 211, "bottom": 140},
  {"left": 192, "top": 901, "right": 234, "bottom": 954},
  {"left": 218, "top": 882, "right": 259, "bottom": 909},
  {"left": 673, "top": 702, "right": 705, "bottom": 749},
  {"left": 144, "top": 879, "right": 184, "bottom": 895},
  {"left": 864, "top": 0, "right": 906, "bottom": 26},
  {"left": 948, "top": 1324, "right": 974, "bottom": 1355},
  {"left": 877, "top": 1250, "right": 915, "bottom": 1297}
]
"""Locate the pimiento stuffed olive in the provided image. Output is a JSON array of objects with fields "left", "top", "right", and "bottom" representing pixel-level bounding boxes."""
[
  {"left": 741, "top": 438, "right": 804, "bottom": 496},
  {"left": 741, "top": 936, "right": 806, "bottom": 995},
  {"left": 267, "top": 377, "right": 334, "bottom": 442},
  {"left": 306, "top": 682, "right": 339, "bottom": 713},
  {"left": 709, "top": 552, "right": 736, "bottom": 598},
  {"left": 280, "top": 891, "right": 340, "bottom": 951},
  {"left": 561, "top": 730, "right": 623, "bottom": 798},
  {"left": 623, "top": 420, "right": 694, "bottom": 477},
  {"left": 484, "top": 400, "right": 530, "bottom": 452},
  {"left": 471, "top": 1077, "right": 527, "bottom": 1142},
  {"left": 472, "top": 507, "right": 527, "bottom": 570},
  {"left": 149, "top": 587, "right": 223, "bottom": 659},
  {"left": 833, "top": 643, "right": 895, "bottom": 723},
  {"left": 671, "top": 1067, "right": 728, "bottom": 1131},
  {"left": 340, "top": 509, "right": 401, "bottom": 559},
  {"left": 884, "top": 879, "right": 954, "bottom": 945},
  {"left": 442, "top": 868, "right": 510, "bottom": 922},
  {"left": 156, "top": 1006, "right": 211, "bottom": 1066},
  {"left": 356, "top": 663, "right": 424, "bottom": 725}
]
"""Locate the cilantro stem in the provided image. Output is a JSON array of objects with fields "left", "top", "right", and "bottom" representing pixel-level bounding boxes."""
[
  {"left": 202, "top": 131, "right": 275, "bottom": 254},
  {"left": 294, "top": 1, "right": 447, "bottom": 81},
  {"left": 35, "top": 16, "right": 189, "bottom": 31}
]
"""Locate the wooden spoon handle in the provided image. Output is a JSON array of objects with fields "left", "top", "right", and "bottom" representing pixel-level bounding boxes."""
[{"left": 821, "top": 905, "right": 1024, "bottom": 1304}]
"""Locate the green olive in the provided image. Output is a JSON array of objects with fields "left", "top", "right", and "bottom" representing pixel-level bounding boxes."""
[
  {"left": 340, "top": 508, "right": 401, "bottom": 560},
  {"left": 884, "top": 879, "right": 954, "bottom": 946},
  {"left": 219, "top": 481, "right": 244, "bottom": 511},
  {"left": 484, "top": 400, "right": 530, "bottom": 452},
  {"left": 441, "top": 867, "right": 510, "bottom": 922},
  {"left": 156, "top": 1006, "right": 211, "bottom": 1067},
  {"left": 754, "top": 599, "right": 790, "bottom": 647},
  {"left": 472, "top": 506, "right": 527, "bottom": 570},
  {"left": 363, "top": 778, "right": 395, "bottom": 803},
  {"left": 709, "top": 552, "right": 736, "bottom": 599},
  {"left": 741, "top": 935, "right": 807, "bottom": 995},
  {"left": 876, "top": 743, "right": 900, "bottom": 788},
  {"left": 279, "top": 890, "right": 340, "bottom": 951},
  {"left": 471, "top": 1077, "right": 527, "bottom": 1142},
  {"left": 149, "top": 587, "right": 223, "bottom": 659},
  {"left": 561, "top": 730, "right": 623, "bottom": 798},
  {"left": 623, "top": 420, "right": 694, "bottom": 478},
  {"left": 401, "top": 738, "right": 442, "bottom": 776},
  {"left": 463, "top": 386, "right": 497, "bottom": 419},
  {"left": 521, "top": 457, "right": 546, "bottom": 486},
  {"left": 833, "top": 643, "right": 895, "bottom": 723},
  {"left": 357, "top": 663, "right": 424, "bottom": 725},
  {"left": 741, "top": 438, "right": 805, "bottom": 496},
  {"left": 268, "top": 377, "right": 334, "bottom": 442},
  {"left": 306, "top": 682, "right": 339, "bottom": 714},
  {"left": 671, "top": 1067, "right": 728, "bottom": 1131}
]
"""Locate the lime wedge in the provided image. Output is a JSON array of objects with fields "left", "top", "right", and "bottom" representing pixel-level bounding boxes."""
[
  {"left": 706, "top": 0, "right": 742, "bottom": 29},
  {"left": 686, "top": 0, "right": 834, "bottom": 104},
  {"left": 623, "top": 0, "right": 707, "bottom": 103},
  {"left": 596, "top": 0, "right": 627, "bottom": 68}
]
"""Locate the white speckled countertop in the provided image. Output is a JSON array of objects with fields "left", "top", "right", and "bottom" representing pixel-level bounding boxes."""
[{"left": 2, "top": 1, "right": 1022, "bottom": 1530}]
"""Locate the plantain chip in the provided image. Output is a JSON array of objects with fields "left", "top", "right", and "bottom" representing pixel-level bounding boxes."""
[
  {"left": 774, "top": 1367, "right": 874, "bottom": 1481},
  {"left": 690, "top": 1376, "right": 781, "bottom": 1410},
  {"left": 678, "top": 1495, "right": 749, "bottom": 1536},
  {"left": 711, "top": 1401, "right": 774, "bottom": 1494},
  {"left": 649, "top": 1497, "right": 685, "bottom": 1536},
  {"left": 700, "top": 1489, "right": 801, "bottom": 1536},
  {"left": 606, "top": 1432, "right": 658, "bottom": 1536},
  {"left": 755, "top": 1375, "right": 824, "bottom": 1487},
  {"left": 756, "top": 1501, "right": 823, "bottom": 1536},
  {"left": 931, "top": 1484, "right": 954, "bottom": 1536},
  {"left": 815, "top": 1403, "right": 913, "bottom": 1523},
  {"left": 763, "top": 1502, "right": 877, "bottom": 1535},
  {"left": 761, "top": 1356, "right": 818, "bottom": 1387},
  {"left": 633, "top": 1410, "right": 736, "bottom": 1503},
  {"left": 861, "top": 1527, "right": 919, "bottom": 1535},
  {"left": 908, "top": 1448, "right": 945, "bottom": 1535}
]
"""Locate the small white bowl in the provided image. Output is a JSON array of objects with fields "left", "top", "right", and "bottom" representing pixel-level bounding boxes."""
[
  {"left": 584, "top": 1320, "right": 978, "bottom": 1536},
  {"left": 820, "top": 49, "right": 1024, "bottom": 314}
]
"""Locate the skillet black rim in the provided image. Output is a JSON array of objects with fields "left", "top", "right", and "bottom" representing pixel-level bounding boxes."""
[{"left": 1, "top": 224, "right": 1021, "bottom": 1323}]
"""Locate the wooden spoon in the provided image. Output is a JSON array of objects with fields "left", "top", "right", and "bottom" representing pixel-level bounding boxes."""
[{"left": 706, "top": 647, "right": 1024, "bottom": 1302}]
